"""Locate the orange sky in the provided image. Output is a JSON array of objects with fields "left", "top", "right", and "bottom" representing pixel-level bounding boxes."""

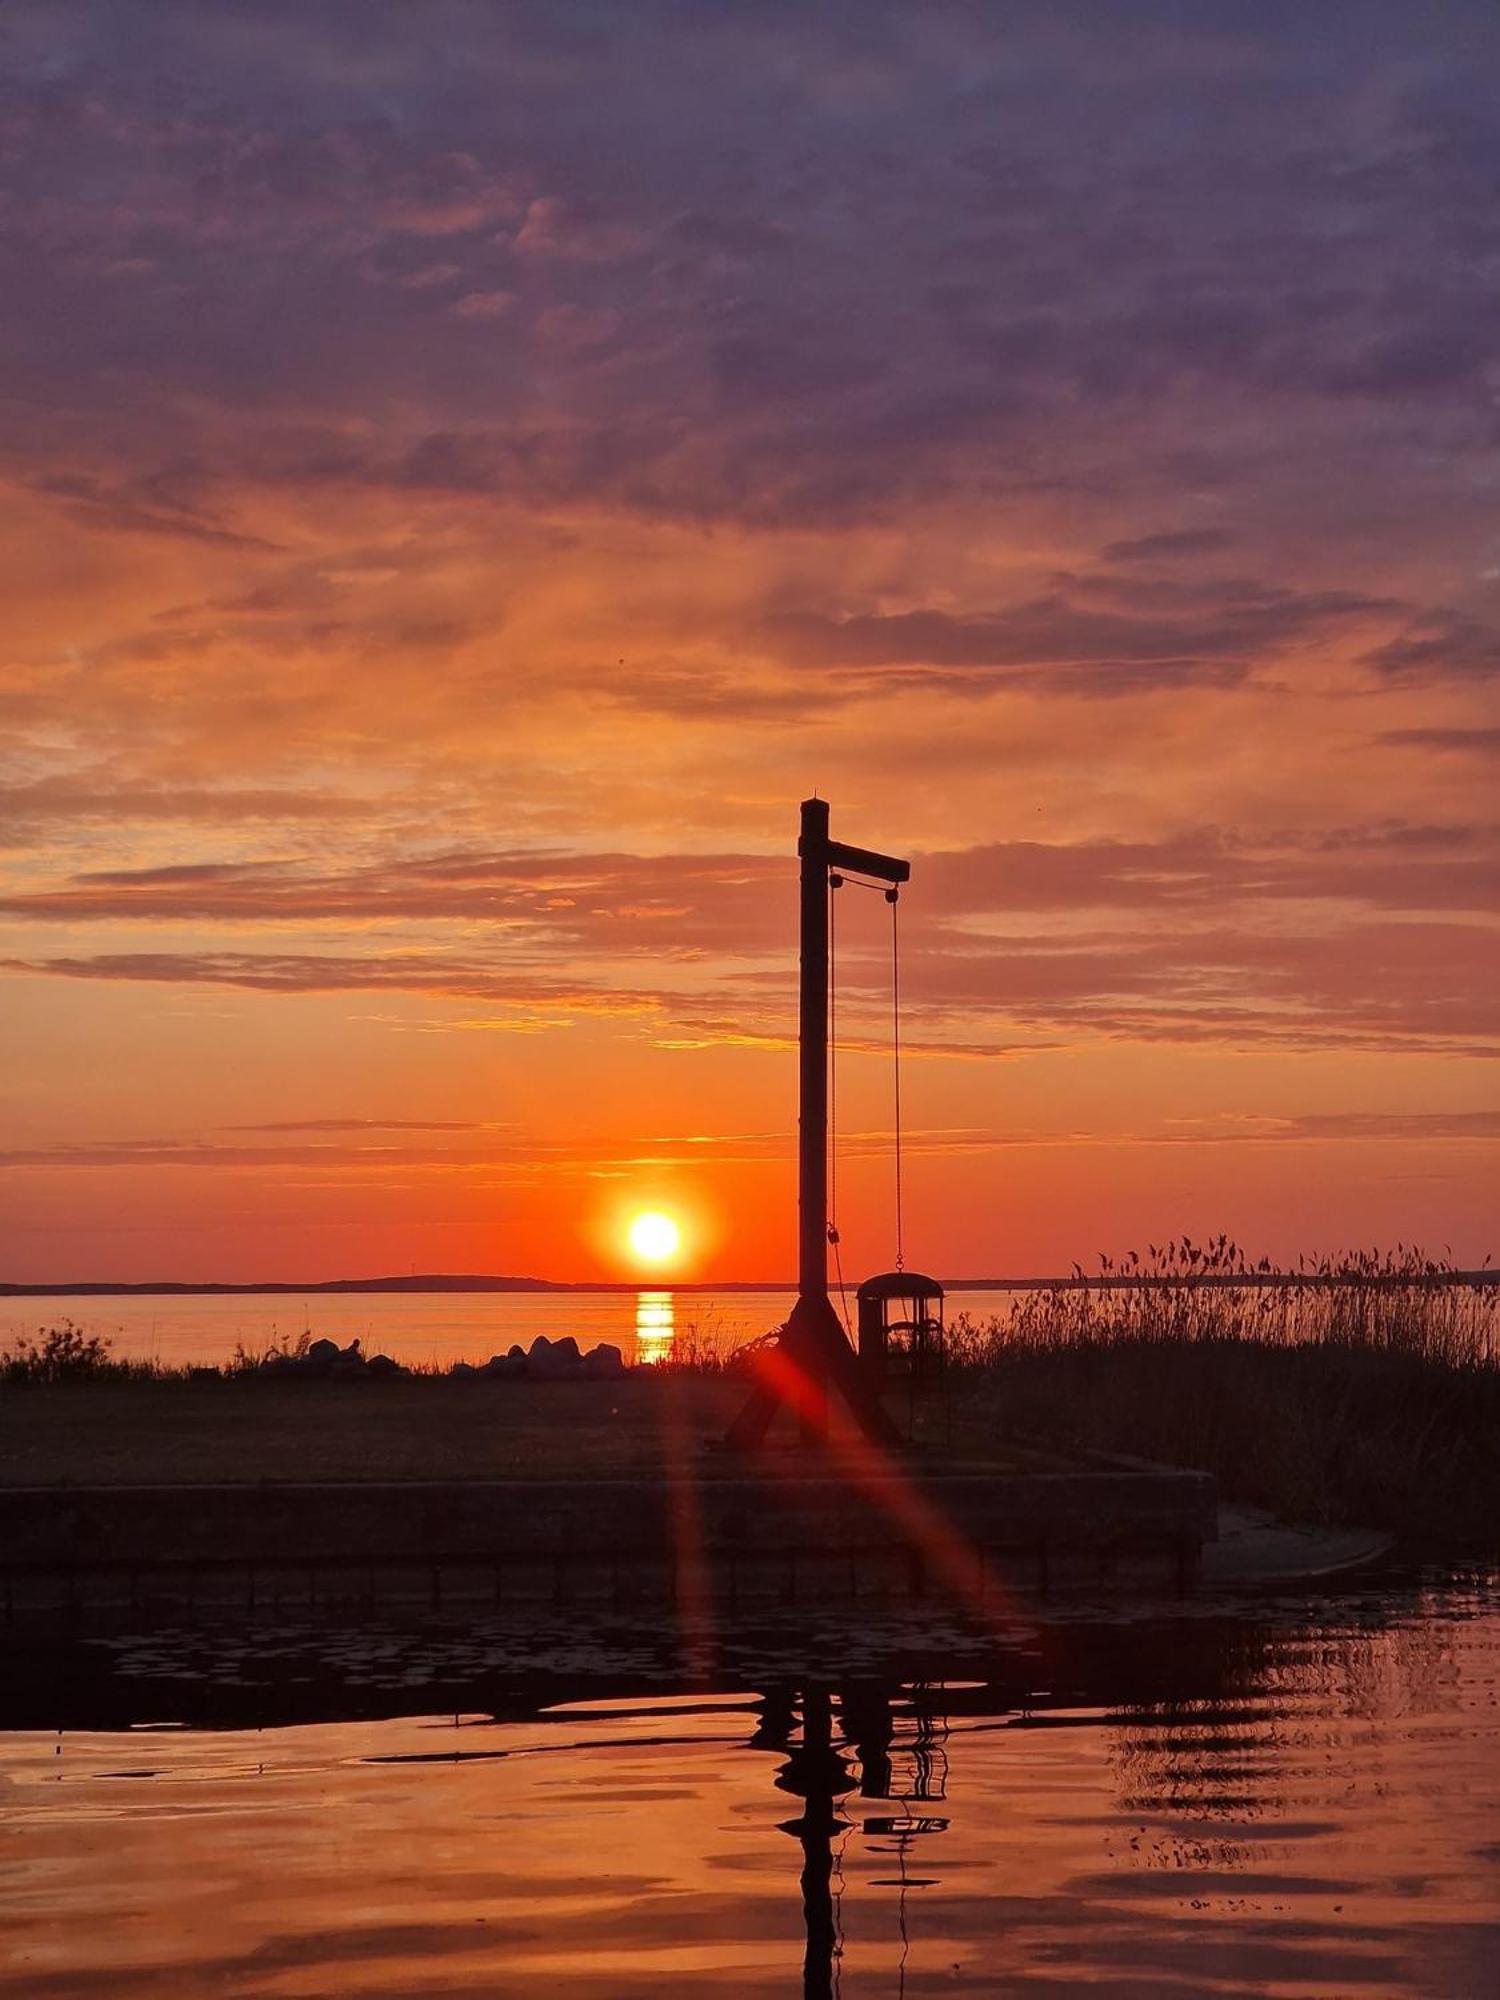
[{"left": 1, "top": 6, "right": 1497, "bottom": 1282}]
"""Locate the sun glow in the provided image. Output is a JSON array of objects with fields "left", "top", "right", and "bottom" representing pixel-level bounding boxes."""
[{"left": 627, "top": 1209, "right": 682, "bottom": 1266}]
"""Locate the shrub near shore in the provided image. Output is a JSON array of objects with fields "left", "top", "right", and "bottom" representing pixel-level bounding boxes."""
[
  {"left": 0, "top": 1322, "right": 164, "bottom": 1385},
  {"left": 0, "top": 1324, "right": 628, "bottom": 1387},
  {"left": 951, "top": 1241, "right": 1500, "bottom": 1545}
]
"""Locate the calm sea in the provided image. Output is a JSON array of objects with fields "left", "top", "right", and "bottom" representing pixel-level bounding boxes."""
[
  {"left": 2, "top": 1570, "right": 1497, "bottom": 1994},
  {"left": 0, "top": 1287, "right": 1020, "bottom": 1369}
]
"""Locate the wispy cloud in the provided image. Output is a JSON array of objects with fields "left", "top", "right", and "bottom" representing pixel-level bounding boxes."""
[{"left": 3, "top": 1, "right": 1499, "bottom": 1272}]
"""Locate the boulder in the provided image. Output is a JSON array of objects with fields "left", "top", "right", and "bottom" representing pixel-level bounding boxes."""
[
  {"left": 306, "top": 1338, "right": 341, "bottom": 1369},
  {"left": 365, "top": 1352, "right": 403, "bottom": 1378},
  {"left": 583, "top": 1342, "right": 626, "bottom": 1379},
  {"left": 527, "top": 1333, "right": 583, "bottom": 1380}
]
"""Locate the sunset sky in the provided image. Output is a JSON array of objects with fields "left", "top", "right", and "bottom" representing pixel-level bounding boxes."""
[{"left": 2, "top": 2, "right": 1497, "bottom": 1283}]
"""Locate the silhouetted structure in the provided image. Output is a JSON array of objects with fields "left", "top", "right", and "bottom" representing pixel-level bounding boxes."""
[
  {"left": 857, "top": 1270, "right": 946, "bottom": 1384},
  {"left": 728, "top": 799, "right": 909, "bottom": 1451}
]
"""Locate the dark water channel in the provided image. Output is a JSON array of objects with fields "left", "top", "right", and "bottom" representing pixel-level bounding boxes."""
[{"left": 2, "top": 1568, "right": 1498, "bottom": 1996}]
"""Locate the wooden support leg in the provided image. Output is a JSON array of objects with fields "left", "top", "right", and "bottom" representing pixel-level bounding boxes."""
[{"left": 725, "top": 1292, "right": 904, "bottom": 1452}]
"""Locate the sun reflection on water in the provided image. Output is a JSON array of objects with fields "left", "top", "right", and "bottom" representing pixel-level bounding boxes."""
[{"left": 635, "top": 1289, "right": 674, "bottom": 1364}]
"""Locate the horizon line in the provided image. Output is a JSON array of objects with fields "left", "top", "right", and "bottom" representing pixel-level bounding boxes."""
[{"left": 3, "top": 1268, "right": 1495, "bottom": 1298}]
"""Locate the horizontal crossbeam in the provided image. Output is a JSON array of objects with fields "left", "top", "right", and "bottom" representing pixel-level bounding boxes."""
[{"left": 815, "top": 837, "right": 910, "bottom": 885}]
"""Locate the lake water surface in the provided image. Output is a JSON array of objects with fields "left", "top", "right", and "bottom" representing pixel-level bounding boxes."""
[
  {"left": 2, "top": 1570, "right": 1497, "bottom": 1995},
  {"left": 0, "top": 1288, "right": 1021, "bottom": 1369}
]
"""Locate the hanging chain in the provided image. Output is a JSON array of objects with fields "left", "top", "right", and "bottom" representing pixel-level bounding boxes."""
[{"left": 890, "top": 886, "right": 904, "bottom": 1271}]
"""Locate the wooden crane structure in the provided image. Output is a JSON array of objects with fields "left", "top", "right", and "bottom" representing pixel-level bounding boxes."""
[{"left": 727, "top": 798, "right": 908, "bottom": 1451}]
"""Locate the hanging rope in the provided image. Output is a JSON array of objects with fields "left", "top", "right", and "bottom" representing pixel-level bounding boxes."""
[
  {"left": 828, "top": 870, "right": 838, "bottom": 1235},
  {"left": 827, "top": 872, "right": 852, "bottom": 1336},
  {"left": 889, "top": 887, "right": 904, "bottom": 1271},
  {"left": 828, "top": 869, "right": 908, "bottom": 1282}
]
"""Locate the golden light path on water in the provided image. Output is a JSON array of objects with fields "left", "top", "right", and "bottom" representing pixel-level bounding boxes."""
[{"left": 635, "top": 1290, "right": 675, "bottom": 1365}]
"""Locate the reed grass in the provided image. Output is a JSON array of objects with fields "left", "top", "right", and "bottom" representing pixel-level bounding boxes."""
[{"left": 950, "top": 1240, "right": 1500, "bottom": 1541}]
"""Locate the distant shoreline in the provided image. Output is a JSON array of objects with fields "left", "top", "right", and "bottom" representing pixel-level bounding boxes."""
[{"left": 3, "top": 1271, "right": 1495, "bottom": 1298}]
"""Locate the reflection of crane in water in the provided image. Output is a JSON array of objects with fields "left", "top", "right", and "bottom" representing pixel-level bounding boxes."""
[
  {"left": 755, "top": 1681, "right": 950, "bottom": 1999},
  {"left": 857, "top": 1684, "right": 950, "bottom": 2000}
]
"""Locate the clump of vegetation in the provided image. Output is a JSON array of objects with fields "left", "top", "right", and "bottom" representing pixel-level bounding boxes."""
[
  {"left": 227, "top": 1327, "right": 314, "bottom": 1374},
  {"left": 948, "top": 1240, "right": 1500, "bottom": 1543},
  {"left": 649, "top": 1305, "right": 764, "bottom": 1375},
  {"left": 0, "top": 1321, "right": 168, "bottom": 1386},
  {"left": 3, "top": 1323, "right": 635, "bottom": 1388}
]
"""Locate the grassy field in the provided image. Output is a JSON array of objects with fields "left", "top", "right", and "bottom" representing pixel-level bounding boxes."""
[
  {"left": 0, "top": 1368, "right": 1061, "bottom": 1487},
  {"left": 0, "top": 1374, "right": 748, "bottom": 1485}
]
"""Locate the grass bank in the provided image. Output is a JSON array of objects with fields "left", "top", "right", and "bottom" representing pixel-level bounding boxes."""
[
  {"left": 949, "top": 1242, "right": 1499, "bottom": 1544},
  {"left": 8, "top": 1246, "right": 1498, "bottom": 1544}
]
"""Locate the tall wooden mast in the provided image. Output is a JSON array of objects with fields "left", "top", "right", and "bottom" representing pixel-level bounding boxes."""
[
  {"left": 797, "top": 798, "right": 833, "bottom": 1306},
  {"left": 727, "top": 798, "right": 909, "bottom": 1450}
]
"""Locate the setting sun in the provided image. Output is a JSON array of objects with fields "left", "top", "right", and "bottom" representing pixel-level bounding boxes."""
[{"left": 627, "top": 1210, "right": 682, "bottom": 1266}]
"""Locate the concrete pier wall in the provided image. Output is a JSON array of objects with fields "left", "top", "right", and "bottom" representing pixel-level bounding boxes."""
[{"left": 0, "top": 1461, "right": 1214, "bottom": 1619}]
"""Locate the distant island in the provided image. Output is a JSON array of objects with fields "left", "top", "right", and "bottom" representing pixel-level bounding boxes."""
[
  {"left": 1, "top": 1274, "right": 570, "bottom": 1298},
  {"left": 0, "top": 1274, "right": 782, "bottom": 1297},
  {"left": 3, "top": 1270, "right": 1494, "bottom": 1296}
]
